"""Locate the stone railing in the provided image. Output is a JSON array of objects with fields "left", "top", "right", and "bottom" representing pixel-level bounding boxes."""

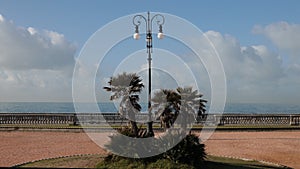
[
  {"left": 0, "top": 113, "right": 150, "bottom": 126},
  {"left": 0, "top": 113, "right": 299, "bottom": 126},
  {"left": 0, "top": 113, "right": 75, "bottom": 125},
  {"left": 208, "top": 114, "right": 300, "bottom": 126}
]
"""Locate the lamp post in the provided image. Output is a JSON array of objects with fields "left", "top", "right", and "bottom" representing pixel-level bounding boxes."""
[{"left": 133, "top": 11, "right": 165, "bottom": 137}]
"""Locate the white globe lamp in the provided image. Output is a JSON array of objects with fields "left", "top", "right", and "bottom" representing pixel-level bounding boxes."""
[
  {"left": 157, "top": 32, "right": 164, "bottom": 39},
  {"left": 133, "top": 33, "right": 140, "bottom": 40}
]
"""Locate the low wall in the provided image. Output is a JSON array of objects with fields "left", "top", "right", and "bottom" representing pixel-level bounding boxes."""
[
  {"left": 0, "top": 113, "right": 75, "bottom": 125},
  {"left": 0, "top": 113, "right": 299, "bottom": 126},
  {"left": 213, "top": 114, "right": 300, "bottom": 126}
]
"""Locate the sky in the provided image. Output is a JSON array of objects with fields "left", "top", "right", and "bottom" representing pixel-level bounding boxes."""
[{"left": 0, "top": 0, "right": 300, "bottom": 104}]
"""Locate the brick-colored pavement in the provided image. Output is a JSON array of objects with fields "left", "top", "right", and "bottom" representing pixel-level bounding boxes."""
[{"left": 0, "top": 131, "right": 299, "bottom": 168}]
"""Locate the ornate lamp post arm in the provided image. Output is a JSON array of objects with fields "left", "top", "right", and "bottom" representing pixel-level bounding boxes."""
[{"left": 133, "top": 11, "right": 165, "bottom": 137}]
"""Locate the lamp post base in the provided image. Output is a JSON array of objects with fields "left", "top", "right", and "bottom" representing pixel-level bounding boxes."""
[{"left": 146, "top": 121, "right": 154, "bottom": 137}]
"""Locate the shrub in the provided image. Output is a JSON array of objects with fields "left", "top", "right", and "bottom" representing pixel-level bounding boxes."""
[
  {"left": 97, "top": 156, "right": 146, "bottom": 169},
  {"left": 97, "top": 157, "right": 194, "bottom": 169},
  {"left": 146, "top": 159, "right": 193, "bottom": 169},
  {"left": 104, "top": 126, "right": 160, "bottom": 160},
  {"left": 102, "top": 128, "right": 206, "bottom": 168},
  {"left": 163, "top": 133, "right": 206, "bottom": 168}
]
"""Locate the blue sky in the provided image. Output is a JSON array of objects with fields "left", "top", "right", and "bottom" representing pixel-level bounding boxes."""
[
  {"left": 1, "top": 0, "right": 299, "bottom": 47},
  {"left": 0, "top": 0, "right": 300, "bottom": 104}
]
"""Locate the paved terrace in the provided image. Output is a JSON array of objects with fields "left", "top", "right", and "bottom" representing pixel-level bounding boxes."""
[{"left": 0, "top": 131, "right": 299, "bottom": 168}]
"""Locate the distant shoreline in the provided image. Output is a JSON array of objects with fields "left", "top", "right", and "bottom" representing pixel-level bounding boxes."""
[{"left": 1, "top": 102, "right": 300, "bottom": 113}]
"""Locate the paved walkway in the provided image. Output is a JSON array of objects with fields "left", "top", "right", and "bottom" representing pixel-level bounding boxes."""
[
  {"left": 0, "top": 131, "right": 106, "bottom": 167},
  {"left": 204, "top": 131, "right": 300, "bottom": 168},
  {"left": 0, "top": 131, "right": 299, "bottom": 168}
]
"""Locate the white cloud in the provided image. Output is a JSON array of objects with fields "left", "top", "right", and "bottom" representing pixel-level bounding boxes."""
[
  {"left": 0, "top": 14, "right": 5, "bottom": 22},
  {"left": 253, "top": 22, "right": 300, "bottom": 72},
  {"left": 0, "top": 69, "right": 73, "bottom": 102},
  {"left": 200, "top": 31, "right": 284, "bottom": 83},
  {"left": 98, "top": 29, "right": 295, "bottom": 104},
  {"left": 253, "top": 22, "right": 300, "bottom": 54},
  {"left": 45, "top": 30, "right": 66, "bottom": 45},
  {"left": 251, "top": 22, "right": 300, "bottom": 103},
  {"left": 1, "top": 12, "right": 299, "bottom": 104},
  {"left": 199, "top": 31, "right": 288, "bottom": 103},
  {"left": 0, "top": 14, "right": 76, "bottom": 70},
  {"left": 0, "top": 14, "right": 76, "bottom": 102},
  {"left": 27, "top": 27, "right": 37, "bottom": 35}
]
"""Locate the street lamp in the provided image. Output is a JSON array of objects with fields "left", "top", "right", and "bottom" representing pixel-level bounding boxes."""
[{"left": 133, "top": 11, "right": 165, "bottom": 137}]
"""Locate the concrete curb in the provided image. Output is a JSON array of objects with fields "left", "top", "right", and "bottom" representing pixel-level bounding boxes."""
[
  {"left": 13, "top": 152, "right": 292, "bottom": 169},
  {"left": 12, "top": 153, "right": 106, "bottom": 168},
  {"left": 208, "top": 154, "right": 292, "bottom": 169}
]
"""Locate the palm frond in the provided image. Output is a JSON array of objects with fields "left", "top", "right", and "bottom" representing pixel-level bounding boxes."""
[{"left": 103, "top": 87, "right": 112, "bottom": 92}]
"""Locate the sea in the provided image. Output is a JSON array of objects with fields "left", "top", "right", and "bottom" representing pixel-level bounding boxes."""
[{"left": 0, "top": 102, "right": 299, "bottom": 114}]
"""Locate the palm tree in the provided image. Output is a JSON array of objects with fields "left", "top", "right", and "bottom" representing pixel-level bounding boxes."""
[
  {"left": 151, "top": 87, "right": 207, "bottom": 131},
  {"left": 151, "top": 89, "right": 180, "bottom": 130},
  {"left": 176, "top": 87, "right": 207, "bottom": 130},
  {"left": 103, "top": 72, "right": 144, "bottom": 137}
]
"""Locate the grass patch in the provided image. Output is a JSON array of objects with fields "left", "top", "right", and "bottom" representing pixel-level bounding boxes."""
[
  {"left": 96, "top": 158, "right": 192, "bottom": 169},
  {"left": 205, "top": 155, "right": 288, "bottom": 169},
  {"left": 18, "top": 154, "right": 105, "bottom": 168},
  {"left": 18, "top": 154, "right": 288, "bottom": 169},
  {"left": 96, "top": 155, "right": 287, "bottom": 169}
]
